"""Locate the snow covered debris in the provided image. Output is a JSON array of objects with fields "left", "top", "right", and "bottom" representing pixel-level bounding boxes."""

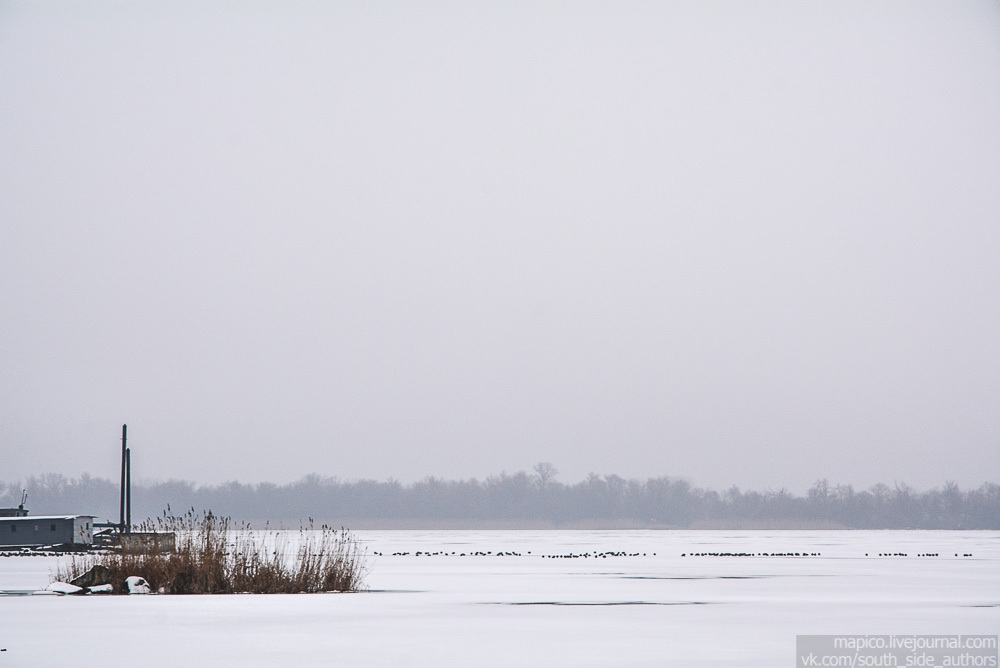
[
  {"left": 70, "top": 564, "right": 111, "bottom": 589},
  {"left": 125, "top": 576, "right": 151, "bottom": 594},
  {"left": 46, "top": 581, "right": 84, "bottom": 595}
]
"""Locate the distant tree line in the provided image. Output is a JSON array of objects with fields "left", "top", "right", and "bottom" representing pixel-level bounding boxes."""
[{"left": 2, "top": 466, "right": 998, "bottom": 529}]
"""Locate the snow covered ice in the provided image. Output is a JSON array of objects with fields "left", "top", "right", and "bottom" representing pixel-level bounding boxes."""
[{"left": 1, "top": 530, "right": 997, "bottom": 666}]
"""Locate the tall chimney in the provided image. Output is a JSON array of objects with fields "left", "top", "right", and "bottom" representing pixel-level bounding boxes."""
[
  {"left": 119, "top": 424, "right": 127, "bottom": 533},
  {"left": 125, "top": 447, "right": 132, "bottom": 533}
]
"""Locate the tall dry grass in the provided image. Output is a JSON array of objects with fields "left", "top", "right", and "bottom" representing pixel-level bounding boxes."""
[{"left": 57, "top": 509, "right": 367, "bottom": 594}]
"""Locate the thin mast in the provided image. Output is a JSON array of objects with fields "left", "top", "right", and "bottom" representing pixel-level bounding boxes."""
[{"left": 119, "top": 424, "right": 127, "bottom": 532}]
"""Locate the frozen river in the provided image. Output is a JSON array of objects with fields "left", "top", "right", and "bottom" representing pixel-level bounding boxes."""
[{"left": 1, "top": 530, "right": 997, "bottom": 666}]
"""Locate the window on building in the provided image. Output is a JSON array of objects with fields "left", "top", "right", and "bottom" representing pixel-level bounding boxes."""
[
  {"left": 8, "top": 524, "right": 14, "bottom": 533},
  {"left": 51, "top": 524, "right": 57, "bottom": 531}
]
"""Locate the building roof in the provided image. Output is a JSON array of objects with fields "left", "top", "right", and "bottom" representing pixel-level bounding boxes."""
[{"left": 0, "top": 515, "right": 96, "bottom": 521}]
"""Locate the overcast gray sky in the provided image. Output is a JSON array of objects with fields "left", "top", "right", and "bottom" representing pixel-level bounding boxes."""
[{"left": 1, "top": 1, "right": 998, "bottom": 493}]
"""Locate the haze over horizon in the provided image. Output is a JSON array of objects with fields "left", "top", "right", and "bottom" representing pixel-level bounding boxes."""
[{"left": 2, "top": 1, "right": 998, "bottom": 495}]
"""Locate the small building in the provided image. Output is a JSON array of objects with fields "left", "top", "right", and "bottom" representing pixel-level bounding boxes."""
[
  {"left": 0, "top": 507, "right": 29, "bottom": 517},
  {"left": 0, "top": 515, "right": 96, "bottom": 548}
]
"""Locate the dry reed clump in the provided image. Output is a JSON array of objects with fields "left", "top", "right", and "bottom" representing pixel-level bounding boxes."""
[{"left": 56, "top": 509, "right": 367, "bottom": 594}]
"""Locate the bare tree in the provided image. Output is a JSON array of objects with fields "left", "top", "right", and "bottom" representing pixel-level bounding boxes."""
[{"left": 532, "top": 462, "right": 559, "bottom": 490}]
